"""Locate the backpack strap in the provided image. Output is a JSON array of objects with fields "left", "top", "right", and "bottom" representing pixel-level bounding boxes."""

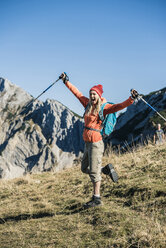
[
  {"left": 99, "top": 102, "right": 114, "bottom": 121},
  {"left": 99, "top": 102, "right": 107, "bottom": 121}
]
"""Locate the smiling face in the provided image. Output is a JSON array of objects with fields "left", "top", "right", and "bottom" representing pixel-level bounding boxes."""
[{"left": 89, "top": 90, "right": 100, "bottom": 105}]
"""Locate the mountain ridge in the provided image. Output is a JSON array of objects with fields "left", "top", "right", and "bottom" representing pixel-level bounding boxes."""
[
  {"left": 108, "top": 86, "right": 166, "bottom": 147},
  {"left": 0, "top": 78, "right": 84, "bottom": 179}
]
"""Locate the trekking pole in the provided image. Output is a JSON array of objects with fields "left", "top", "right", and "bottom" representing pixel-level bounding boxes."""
[
  {"left": 18, "top": 77, "right": 61, "bottom": 116},
  {"left": 138, "top": 95, "right": 166, "bottom": 122}
]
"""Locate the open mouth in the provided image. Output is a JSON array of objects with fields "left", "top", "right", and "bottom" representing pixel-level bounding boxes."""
[{"left": 91, "top": 98, "right": 96, "bottom": 103}]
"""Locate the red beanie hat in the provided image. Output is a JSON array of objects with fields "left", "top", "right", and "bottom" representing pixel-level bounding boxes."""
[{"left": 90, "top": 84, "right": 103, "bottom": 98}]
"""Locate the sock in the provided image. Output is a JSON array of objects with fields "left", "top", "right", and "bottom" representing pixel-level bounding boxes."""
[{"left": 94, "top": 194, "right": 100, "bottom": 198}]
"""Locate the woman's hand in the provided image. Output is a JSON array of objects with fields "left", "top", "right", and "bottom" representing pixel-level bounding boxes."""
[
  {"left": 59, "top": 72, "right": 69, "bottom": 84},
  {"left": 130, "top": 89, "right": 139, "bottom": 99}
]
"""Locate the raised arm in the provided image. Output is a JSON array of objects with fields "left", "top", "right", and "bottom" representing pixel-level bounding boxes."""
[
  {"left": 103, "top": 89, "right": 138, "bottom": 116},
  {"left": 60, "top": 72, "right": 89, "bottom": 108},
  {"left": 103, "top": 97, "right": 134, "bottom": 115},
  {"left": 65, "top": 81, "right": 89, "bottom": 108}
]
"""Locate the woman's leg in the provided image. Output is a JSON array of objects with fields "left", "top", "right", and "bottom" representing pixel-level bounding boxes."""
[
  {"left": 88, "top": 140, "right": 104, "bottom": 185},
  {"left": 93, "top": 181, "right": 101, "bottom": 196},
  {"left": 83, "top": 140, "right": 104, "bottom": 208},
  {"left": 81, "top": 142, "right": 90, "bottom": 175}
]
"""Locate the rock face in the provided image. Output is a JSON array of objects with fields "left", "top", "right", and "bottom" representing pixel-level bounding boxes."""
[
  {"left": 0, "top": 78, "right": 84, "bottom": 179},
  {"left": 108, "top": 87, "right": 166, "bottom": 148}
]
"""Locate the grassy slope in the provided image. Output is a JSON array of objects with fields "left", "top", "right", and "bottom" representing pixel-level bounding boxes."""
[{"left": 0, "top": 142, "right": 166, "bottom": 248}]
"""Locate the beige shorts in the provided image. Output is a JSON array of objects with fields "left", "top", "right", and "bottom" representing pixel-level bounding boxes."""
[{"left": 81, "top": 140, "right": 104, "bottom": 182}]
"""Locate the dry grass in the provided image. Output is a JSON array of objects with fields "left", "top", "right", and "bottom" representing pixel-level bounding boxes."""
[{"left": 0, "top": 142, "right": 166, "bottom": 248}]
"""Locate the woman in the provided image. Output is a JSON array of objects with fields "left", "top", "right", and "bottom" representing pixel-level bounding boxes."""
[{"left": 60, "top": 72, "right": 138, "bottom": 208}]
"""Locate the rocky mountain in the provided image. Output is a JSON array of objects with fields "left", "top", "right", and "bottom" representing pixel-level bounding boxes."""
[
  {"left": 108, "top": 87, "right": 166, "bottom": 148},
  {"left": 0, "top": 78, "right": 84, "bottom": 179}
]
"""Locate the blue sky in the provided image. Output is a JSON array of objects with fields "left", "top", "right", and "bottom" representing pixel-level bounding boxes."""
[{"left": 1, "top": 0, "right": 166, "bottom": 116}]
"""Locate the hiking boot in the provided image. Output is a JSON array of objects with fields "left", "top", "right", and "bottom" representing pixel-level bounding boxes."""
[
  {"left": 102, "top": 164, "right": 118, "bottom": 182},
  {"left": 83, "top": 195, "right": 102, "bottom": 209}
]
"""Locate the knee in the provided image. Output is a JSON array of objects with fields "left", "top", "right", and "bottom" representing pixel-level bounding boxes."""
[{"left": 90, "top": 172, "right": 101, "bottom": 183}]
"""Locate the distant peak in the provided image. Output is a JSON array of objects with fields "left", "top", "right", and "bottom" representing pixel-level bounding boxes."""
[{"left": 0, "top": 77, "right": 5, "bottom": 82}]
